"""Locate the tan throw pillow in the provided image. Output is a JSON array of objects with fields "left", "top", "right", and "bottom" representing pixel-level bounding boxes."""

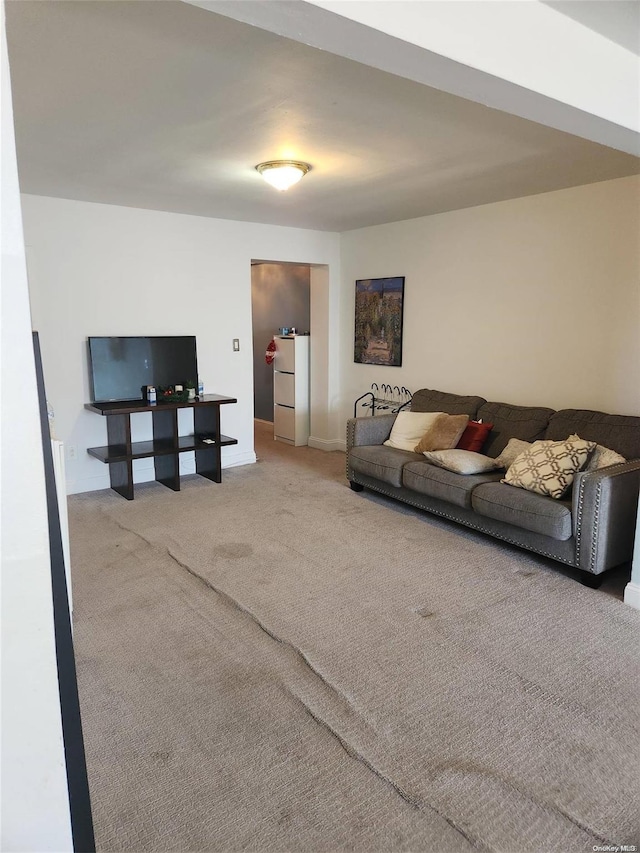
[
  {"left": 383, "top": 411, "right": 443, "bottom": 452},
  {"left": 494, "top": 438, "right": 533, "bottom": 469},
  {"left": 414, "top": 413, "right": 469, "bottom": 454},
  {"left": 566, "top": 434, "right": 626, "bottom": 471},
  {"left": 502, "top": 437, "right": 596, "bottom": 499},
  {"left": 423, "top": 449, "right": 499, "bottom": 475}
]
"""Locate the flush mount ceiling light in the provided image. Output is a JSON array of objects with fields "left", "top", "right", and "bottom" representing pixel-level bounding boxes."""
[{"left": 255, "top": 160, "right": 311, "bottom": 191}]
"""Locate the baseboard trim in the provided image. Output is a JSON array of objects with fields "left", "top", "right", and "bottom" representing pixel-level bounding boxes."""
[
  {"left": 68, "top": 466, "right": 162, "bottom": 495},
  {"left": 308, "top": 436, "right": 345, "bottom": 452},
  {"left": 623, "top": 580, "right": 640, "bottom": 610},
  {"left": 223, "top": 450, "right": 257, "bottom": 468},
  {"left": 67, "top": 473, "right": 111, "bottom": 495}
]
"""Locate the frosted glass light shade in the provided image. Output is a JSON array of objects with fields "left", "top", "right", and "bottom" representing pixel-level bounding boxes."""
[{"left": 255, "top": 160, "right": 311, "bottom": 191}]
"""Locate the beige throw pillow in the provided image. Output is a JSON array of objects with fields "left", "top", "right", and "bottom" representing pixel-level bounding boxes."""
[
  {"left": 502, "top": 437, "right": 596, "bottom": 499},
  {"left": 587, "top": 445, "right": 626, "bottom": 470},
  {"left": 383, "top": 411, "right": 443, "bottom": 452},
  {"left": 414, "top": 413, "right": 469, "bottom": 454},
  {"left": 423, "top": 449, "right": 499, "bottom": 475}
]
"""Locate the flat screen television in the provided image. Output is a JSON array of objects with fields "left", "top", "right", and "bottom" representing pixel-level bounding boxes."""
[{"left": 88, "top": 336, "right": 198, "bottom": 403}]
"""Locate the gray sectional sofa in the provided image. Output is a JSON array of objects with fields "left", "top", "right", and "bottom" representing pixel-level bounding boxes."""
[{"left": 346, "top": 388, "right": 640, "bottom": 586}]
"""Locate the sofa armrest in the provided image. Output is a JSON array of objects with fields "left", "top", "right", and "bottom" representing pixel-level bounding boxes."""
[
  {"left": 573, "top": 460, "right": 640, "bottom": 574},
  {"left": 346, "top": 415, "right": 397, "bottom": 483},
  {"left": 346, "top": 415, "right": 397, "bottom": 450}
]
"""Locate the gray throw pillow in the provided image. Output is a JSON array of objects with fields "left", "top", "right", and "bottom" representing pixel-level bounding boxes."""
[{"left": 494, "top": 438, "right": 533, "bottom": 469}]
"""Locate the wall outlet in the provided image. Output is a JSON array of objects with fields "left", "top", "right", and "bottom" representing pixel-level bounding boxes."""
[
  {"left": 233, "top": 338, "right": 240, "bottom": 352},
  {"left": 67, "top": 444, "right": 77, "bottom": 460}
]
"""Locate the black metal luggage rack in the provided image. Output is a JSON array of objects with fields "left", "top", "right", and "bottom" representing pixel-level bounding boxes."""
[{"left": 353, "top": 384, "right": 413, "bottom": 418}]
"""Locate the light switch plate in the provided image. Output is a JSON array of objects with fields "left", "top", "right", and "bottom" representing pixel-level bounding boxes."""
[{"left": 233, "top": 338, "right": 240, "bottom": 351}]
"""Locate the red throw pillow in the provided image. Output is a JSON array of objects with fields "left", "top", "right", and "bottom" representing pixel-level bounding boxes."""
[{"left": 456, "top": 421, "right": 493, "bottom": 452}]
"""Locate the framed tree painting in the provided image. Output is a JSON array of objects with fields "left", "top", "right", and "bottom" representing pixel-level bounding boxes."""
[{"left": 354, "top": 276, "right": 405, "bottom": 366}]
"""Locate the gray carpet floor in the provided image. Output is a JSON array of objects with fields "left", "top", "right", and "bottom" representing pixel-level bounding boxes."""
[{"left": 69, "top": 421, "right": 640, "bottom": 852}]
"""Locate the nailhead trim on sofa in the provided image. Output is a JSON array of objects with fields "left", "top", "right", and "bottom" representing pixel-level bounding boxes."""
[
  {"left": 575, "top": 461, "right": 637, "bottom": 573},
  {"left": 347, "top": 412, "right": 640, "bottom": 577},
  {"left": 349, "top": 474, "right": 576, "bottom": 565}
]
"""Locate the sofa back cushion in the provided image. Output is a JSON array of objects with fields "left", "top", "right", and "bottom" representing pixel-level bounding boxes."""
[
  {"left": 411, "top": 388, "right": 486, "bottom": 418},
  {"left": 544, "top": 409, "right": 640, "bottom": 460},
  {"left": 476, "top": 401, "right": 556, "bottom": 457}
]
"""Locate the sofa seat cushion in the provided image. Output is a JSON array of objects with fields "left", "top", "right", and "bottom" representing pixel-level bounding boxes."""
[
  {"left": 472, "top": 482, "right": 573, "bottom": 541},
  {"left": 350, "top": 445, "right": 420, "bottom": 487},
  {"left": 403, "top": 461, "right": 502, "bottom": 509}
]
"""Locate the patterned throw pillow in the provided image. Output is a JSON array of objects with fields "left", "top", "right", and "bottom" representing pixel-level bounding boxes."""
[
  {"left": 502, "top": 437, "right": 596, "bottom": 499},
  {"left": 414, "top": 413, "right": 469, "bottom": 454}
]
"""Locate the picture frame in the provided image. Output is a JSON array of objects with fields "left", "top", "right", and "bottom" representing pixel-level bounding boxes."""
[{"left": 354, "top": 276, "right": 405, "bottom": 366}]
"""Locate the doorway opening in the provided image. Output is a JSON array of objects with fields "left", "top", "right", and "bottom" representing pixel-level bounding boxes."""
[{"left": 251, "top": 261, "right": 311, "bottom": 433}]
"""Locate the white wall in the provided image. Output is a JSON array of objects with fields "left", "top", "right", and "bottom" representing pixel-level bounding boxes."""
[
  {"left": 1, "top": 3, "right": 73, "bottom": 848},
  {"left": 340, "top": 176, "right": 640, "bottom": 432},
  {"left": 22, "top": 195, "right": 340, "bottom": 494}
]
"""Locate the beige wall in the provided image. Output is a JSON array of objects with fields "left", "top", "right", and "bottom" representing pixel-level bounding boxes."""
[{"left": 339, "top": 176, "right": 640, "bottom": 425}]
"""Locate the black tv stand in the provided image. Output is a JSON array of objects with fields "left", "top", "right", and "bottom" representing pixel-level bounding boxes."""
[{"left": 85, "top": 395, "right": 237, "bottom": 500}]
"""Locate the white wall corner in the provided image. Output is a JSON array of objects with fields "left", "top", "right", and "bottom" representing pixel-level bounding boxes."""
[
  {"left": 308, "top": 435, "right": 345, "bottom": 453},
  {"left": 623, "top": 581, "right": 640, "bottom": 611},
  {"left": 627, "top": 506, "right": 640, "bottom": 609},
  {"left": 1, "top": 2, "right": 73, "bottom": 846},
  {"left": 222, "top": 449, "right": 257, "bottom": 468}
]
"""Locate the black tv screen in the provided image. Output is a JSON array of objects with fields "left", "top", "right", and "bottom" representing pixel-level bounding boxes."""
[{"left": 88, "top": 336, "right": 198, "bottom": 403}]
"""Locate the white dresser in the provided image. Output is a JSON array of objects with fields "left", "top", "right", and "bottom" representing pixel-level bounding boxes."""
[{"left": 273, "top": 335, "right": 310, "bottom": 446}]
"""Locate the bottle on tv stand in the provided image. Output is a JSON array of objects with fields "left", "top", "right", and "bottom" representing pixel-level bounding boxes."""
[{"left": 197, "top": 380, "right": 204, "bottom": 399}]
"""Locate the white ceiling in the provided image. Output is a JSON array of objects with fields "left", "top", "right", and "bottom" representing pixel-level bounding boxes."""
[{"left": 6, "top": 0, "right": 639, "bottom": 232}]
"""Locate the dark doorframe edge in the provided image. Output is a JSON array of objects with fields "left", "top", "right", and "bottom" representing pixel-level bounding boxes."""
[{"left": 32, "top": 332, "right": 95, "bottom": 853}]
